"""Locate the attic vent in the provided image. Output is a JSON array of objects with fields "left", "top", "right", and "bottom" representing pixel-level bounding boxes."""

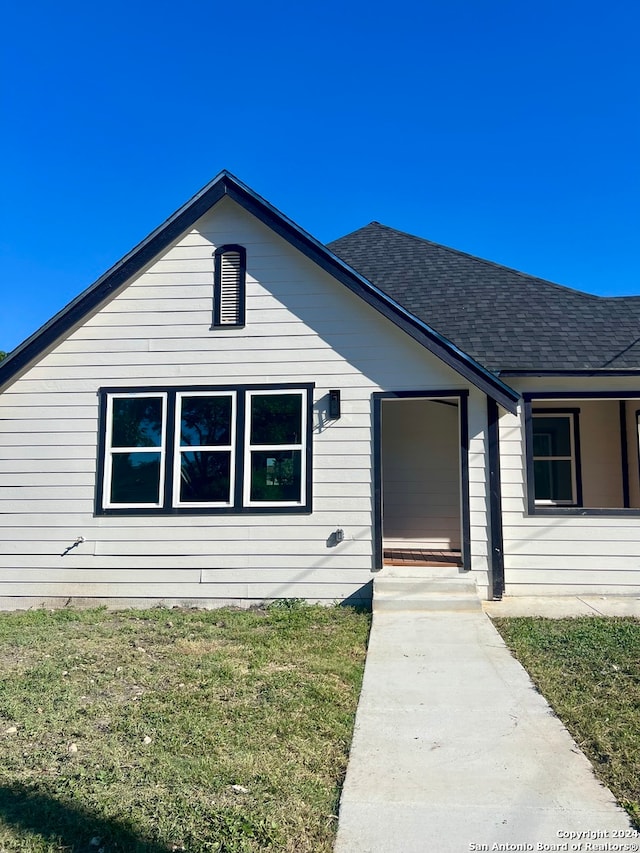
[{"left": 213, "top": 244, "right": 246, "bottom": 327}]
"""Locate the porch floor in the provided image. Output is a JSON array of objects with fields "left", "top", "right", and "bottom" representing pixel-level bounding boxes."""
[{"left": 383, "top": 548, "right": 463, "bottom": 568}]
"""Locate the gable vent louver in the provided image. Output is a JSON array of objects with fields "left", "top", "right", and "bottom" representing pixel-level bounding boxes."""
[
  {"left": 219, "top": 251, "right": 242, "bottom": 324},
  {"left": 213, "top": 244, "right": 246, "bottom": 328}
]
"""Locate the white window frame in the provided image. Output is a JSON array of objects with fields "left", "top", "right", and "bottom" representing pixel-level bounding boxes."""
[
  {"left": 243, "top": 388, "right": 308, "bottom": 508},
  {"left": 532, "top": 412, "right": 577, "bottom": 505},
  {"left": 102, "top": 392, "right": 168, "bottom": 509},
  {"left": 173, "top": 391, "right": 236, "bottom": 508},
  {"left": 98, "top": 384, "right": 312, "bottom": 515}
]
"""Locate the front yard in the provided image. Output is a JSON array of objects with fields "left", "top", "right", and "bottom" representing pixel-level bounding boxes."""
[
  {"left": 1, "top": 604, "right": 638, "bottom": 850},
  {"left": 0, "top": 604, "right": 370, "bottom": 852},
  {"left": 494, "top": 616, "right": 640, "bottom": 829}
]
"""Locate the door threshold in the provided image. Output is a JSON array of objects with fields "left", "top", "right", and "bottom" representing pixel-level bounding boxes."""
[{"left": 383, "top": 548, "right": 463, "bottom": 568}]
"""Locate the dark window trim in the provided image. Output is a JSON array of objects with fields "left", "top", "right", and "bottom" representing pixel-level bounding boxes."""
[
  {"left": 636, "top": 410, "right": 640, "bottom": 509},
  {"left": 212, "top": 244, "right": 246, "bottom": 328},
  {"left": 524, "top": 392, "right": 640, "bottom": 516},
  {"left": 620, "top": 401, "right": 630, "bottom": 509},
  {"left": 527, "top": 406, "right": 582, "bottom": 509},
  {"left": 96, "top": 382, "right": 313, "bottom": 516},
  {"left": 372, "top": 390, "right": 470, "bottom": 572}
]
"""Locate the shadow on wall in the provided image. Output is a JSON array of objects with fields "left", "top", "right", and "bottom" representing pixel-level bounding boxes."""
[
  {"left": 0, "top": 783, "right": 167, "bottom": 852},
  {"left": 341, "top": 581, "right": 373, "bottom": 611}
]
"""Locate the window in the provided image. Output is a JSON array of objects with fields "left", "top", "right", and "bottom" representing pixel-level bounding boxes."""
[
  {"left": 525, "top": 394, "right": 640, "bottom": 515},
  {"left": 245, "top": 390, "right": 306, "bottom": 507},
  {"left": 174, "top": 392, "right": 236, "bottom": 508},
  {"left": 531, "top": 413, "right": 577, "bottom": 505},
  {"left": 102, "top": 393, "right": 167, "bottom": 509},
  {"left": 213, "top": 245, "right": 246, "bottom": 327},
  {"left": 97, "top": 384, "right": 312, "bottom": 514}
]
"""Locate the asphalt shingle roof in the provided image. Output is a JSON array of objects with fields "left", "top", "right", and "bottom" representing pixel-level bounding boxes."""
[{"left": 328, "top": 222, "right": 640, "bottom": 372}]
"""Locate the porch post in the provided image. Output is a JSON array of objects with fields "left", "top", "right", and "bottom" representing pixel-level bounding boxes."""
[{"left": 487, "top": 397, "right": 505, "bottom": 599}]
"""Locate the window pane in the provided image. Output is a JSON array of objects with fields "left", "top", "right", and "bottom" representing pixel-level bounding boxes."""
[
  {"left": 180, "top": 396, "right": 232, "bottom": 447},
  {"left": 250, "top": 394, "right": 302, "bottom": 445},
  {"left": 112, "top": 398, "right": 163, "bottom": 448},
  {"left": 179, "top": 451, "right": 231, "bottom": 503},
  {"left": 250, "top": 450, "right": 301, "bottom": 502},
  {"left": 111, "top": 452, "right": 161, "bottom": 503},
  {"left": 532, "top": 417, "right": 571, "bottom": 456},
  {"left": 534, "top": 459, "right": 573, "bottom": 502}
]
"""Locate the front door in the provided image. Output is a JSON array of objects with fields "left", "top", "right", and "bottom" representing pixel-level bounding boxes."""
[{"left": 373, "top": 392, "right": 470, "bottom": 569}]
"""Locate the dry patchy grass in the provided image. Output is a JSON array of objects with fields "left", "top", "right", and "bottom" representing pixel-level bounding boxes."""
[{"left": 0, "top": 604, "right": 370, "bottom": 852}]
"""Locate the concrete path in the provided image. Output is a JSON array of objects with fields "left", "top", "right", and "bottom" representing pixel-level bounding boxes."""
[
  {"left": 334, "top": 609, "right": 634, "bottom": 853},
  {"left": 484, "top": 594, "right": 640, "bottom": 618}
]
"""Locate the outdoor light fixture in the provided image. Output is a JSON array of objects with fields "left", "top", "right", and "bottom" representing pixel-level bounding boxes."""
[{"left": 329, "top": 389, "right": 341, "bottom": 419}]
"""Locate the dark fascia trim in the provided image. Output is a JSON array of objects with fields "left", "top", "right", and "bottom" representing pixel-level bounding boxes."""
[
  {"left": 487, "top": 397, "right": 504, "bottom": 600},
  {"left": 212, "top": 244, "right": 247, "bottom": 328},
  {"left": 501, "top": 369, "right": 640, "bottom": 377},
  {"left": 227, "top": 177, "right": 518, "bottom": 412},
  {"left": 0, "top": 176, "right": 227, "bottom": 388},
  {"left": 0, "top": 171, "right": 519, "bottom": 413},
  {"left": 372, "top": 390, "right": 471, "bottom": 572},
  {"left": 523, "top": 390, "right": 640, "bottom": 400},
  {"left": 96, "top": 381, "right": 314, "bottom": 516}
]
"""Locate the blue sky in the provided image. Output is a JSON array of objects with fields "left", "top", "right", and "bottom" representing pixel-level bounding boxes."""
[{"left": 1, "top": 0, "right": 638, "bottom": 353}]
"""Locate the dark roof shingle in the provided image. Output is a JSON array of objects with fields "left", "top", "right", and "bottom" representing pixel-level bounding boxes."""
[{"left": 328, "top": 222, "right": 640, "bottom": 372}]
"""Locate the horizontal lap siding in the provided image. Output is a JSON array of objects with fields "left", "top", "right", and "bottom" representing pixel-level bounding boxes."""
[
  {"left": 0, "top": 197, "right": 486, "bottom": 603},
  {"left": 499, "top": 378, "right": 640, "bottom": 594}
]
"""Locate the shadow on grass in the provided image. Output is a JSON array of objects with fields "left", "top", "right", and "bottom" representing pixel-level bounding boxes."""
[
  {"left": 0, "top": 783, "right": 168, "bottom": 852},
  {"left": 341, "top": 582, "right": 372, "bottom": 612}
]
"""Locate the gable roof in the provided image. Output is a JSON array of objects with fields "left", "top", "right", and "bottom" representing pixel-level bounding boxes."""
[
  {"left": 0, "top": 171, "right": 519, "bottom": 412},
  {"left": 329, "top": 222, "right": 640, "bottom": 375}
]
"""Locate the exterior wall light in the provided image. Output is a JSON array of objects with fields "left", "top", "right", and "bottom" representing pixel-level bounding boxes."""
[{"left": 329, "top": 389, "right": 341, "bottom": 419}]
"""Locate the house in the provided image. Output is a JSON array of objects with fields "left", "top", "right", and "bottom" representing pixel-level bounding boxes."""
[{"left": 1, "top": 170, "right": 640, "bottom": 607}]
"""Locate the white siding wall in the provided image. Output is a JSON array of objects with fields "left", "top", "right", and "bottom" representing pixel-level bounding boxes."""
[
  {"left": 500, "top": 378, "right": 640, "bottom": 595},
  {"left": 0, "top": 198, "right": 492, "bottom": 605}
]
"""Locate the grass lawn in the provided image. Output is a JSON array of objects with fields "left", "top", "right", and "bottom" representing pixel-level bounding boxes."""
[
  {"left": 493, "top": 616, "right": 640, "bottom": 829},
  {"left": 0, "top": 604, "right": 370, "bottom": 852}
]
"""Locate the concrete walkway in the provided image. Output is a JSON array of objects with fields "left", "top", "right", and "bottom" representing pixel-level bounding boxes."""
[
  {"left": 334, "top": 607, "right": 634, "bottom": 853},
  {"left": 484, "top": 594, "right": 640, "bottom": 618}
]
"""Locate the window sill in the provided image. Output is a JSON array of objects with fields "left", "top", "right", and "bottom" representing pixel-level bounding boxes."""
[
  {"left": 95, "top": 505, "right": 312, "bottom": 517},
  {"left": 209, "top": 324, "right": 246, "bottom": 330},
  {"left": 528, "top": 505, "right": 640, "bottom": 517}
]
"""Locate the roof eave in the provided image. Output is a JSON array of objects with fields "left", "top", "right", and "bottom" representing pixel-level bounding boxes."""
[
  {"left": 499, "top": 369, "right": 640, "bottom": 378},
  {"left": 0, "top": 171, "right": 519, "bottom": 412},
  {"left": 221, "top": 180, "right": 519, "bottom": 413}
]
